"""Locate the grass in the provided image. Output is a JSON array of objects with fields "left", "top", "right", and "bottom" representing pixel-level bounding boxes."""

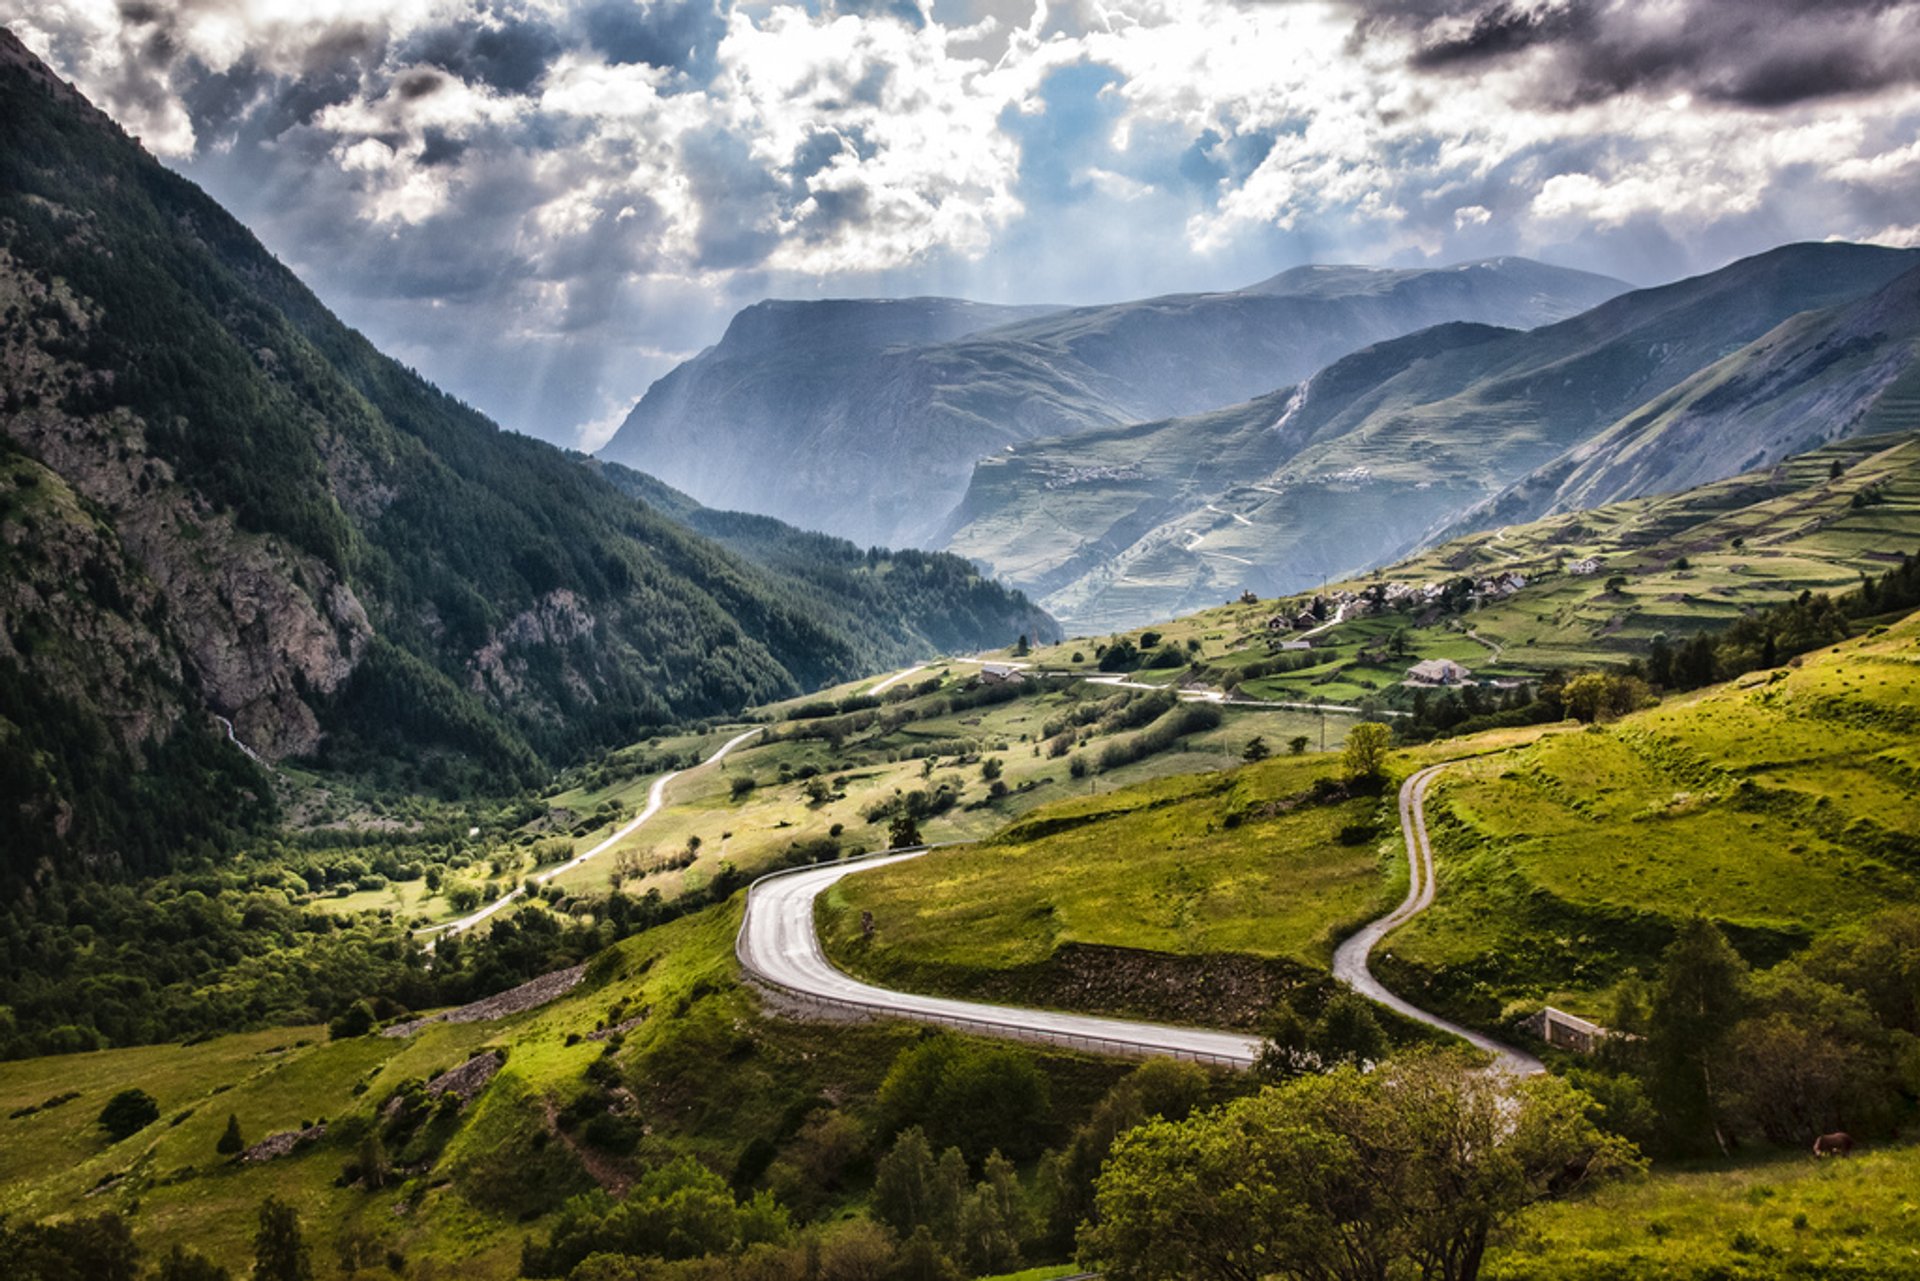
[
  {"left": 531, "top": 665, "right": 1359, "bottom": 913},
  {"left": 1484, "top": 1141, "right": 1920, "bottom": 1279},
  {"left": 981, "top": 431, "right": 1920, "bottom": 707},
  {"left": 1382, "top": 610, "right": 1920, "bottom": 1028},
  {"left": 4, "top": 613, "right": 1918, "bottom": 1276},
  {"left": 817, "top": 753, "right": 1402, "bottom": 1028},
  {"left": 815, "top": 603, "right": 1917, "bottom": 1048},
  {"left": 0, "top": 899, "right": 1133, "bottom": 1277}
]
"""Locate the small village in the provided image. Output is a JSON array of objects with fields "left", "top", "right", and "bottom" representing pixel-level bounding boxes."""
[{"left": 1250, "top": 567, "right": 1542, "bottom": 686}]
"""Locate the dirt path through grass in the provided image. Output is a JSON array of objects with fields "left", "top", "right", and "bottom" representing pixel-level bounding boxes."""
[{"left": 1332, "top": 765, "right": 1542, "bottom": 1073}]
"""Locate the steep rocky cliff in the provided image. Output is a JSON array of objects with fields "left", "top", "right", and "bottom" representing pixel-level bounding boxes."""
[{"left": 0, "top": 29, "right": 1051, "bottom": 884}]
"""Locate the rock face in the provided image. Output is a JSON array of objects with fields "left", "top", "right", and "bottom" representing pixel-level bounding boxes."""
[
  {"left": 469, "top": 591, "right": 596, "bottom": 704},
  {"left": 0, "top": 227, "right": 370, "bottom": 761},
  {"left": 0, "top": 30, "right": 1058, "bottom": 880}
]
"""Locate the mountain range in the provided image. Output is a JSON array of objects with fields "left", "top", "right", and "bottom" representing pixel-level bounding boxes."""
[
  {"left": 944, "top": 243, "right": 1920, "bottom": 631},
  {"left": 604, "top": 212, "right": 1920, "bottom": 636},
  {"left": 598, "top": 258, "right": 1628, "bottom": 548},
  {"left": 0, "top": 31, "right": 1051, "bottom": 883}
]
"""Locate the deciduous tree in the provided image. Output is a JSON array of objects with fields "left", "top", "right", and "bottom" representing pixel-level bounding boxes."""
[
  {"left": 96, "top": 1088, "right": 158, "bottom": 1141},
  {"left": 1084, "top": 1050, "right": 1640, "bottom": 1281},
  {"left": 1342, "top": 723, "right": 1391, "bottom": 782}
]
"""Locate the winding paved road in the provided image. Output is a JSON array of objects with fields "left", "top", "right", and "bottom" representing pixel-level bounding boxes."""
[
  {"left": 740, "top": 763, "right": 1541, "bottom": 1073},
  {"left": 419, "top": 727, "right": 763, "bottom": 947},
  {"left": 1331, "top": 766, "right": 1542, "bottom": 1074},
  {"left": 737, "top": 852, "right": 1262, "bottom": 1066}
]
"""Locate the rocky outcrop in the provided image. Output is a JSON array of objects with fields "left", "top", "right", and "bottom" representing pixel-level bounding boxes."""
[
  {"left": 0, "top": 239, "right": 371, "bottom": 760},
  {"left": 425, "top": 1050, "right": 505, "bottom": 1103},
  {"left": 468, "top": 590, "right": 597, "bottom": 703},
  {"left": 380, "top": 964, "right": 587, "bottom": 1037},
  {"left": 240, "top": 1122, "right": 327, "bottom": 1163}
]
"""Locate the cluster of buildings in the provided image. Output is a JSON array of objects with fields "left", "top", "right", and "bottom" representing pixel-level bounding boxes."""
[{"left": 1259, "top": 568, "right": 1530, "bottom": 636}]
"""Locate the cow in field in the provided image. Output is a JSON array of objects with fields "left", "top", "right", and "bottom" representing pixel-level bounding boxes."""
[{"left": 1813, "top": 1132, "right": 1854, "bottom": 1159}]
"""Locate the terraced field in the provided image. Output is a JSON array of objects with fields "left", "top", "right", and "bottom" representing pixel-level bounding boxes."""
[
  {"left": 1002, "top": 431, "right": 1920, "bottom": 706},
  {"left": 1384, "top": 611, "right": 1920, "bottom": 1026}
]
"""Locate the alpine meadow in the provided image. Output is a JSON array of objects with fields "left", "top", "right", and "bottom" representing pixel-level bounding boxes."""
[{"left": 5, "top": 5, "right": 1920, "bottom": 1281}]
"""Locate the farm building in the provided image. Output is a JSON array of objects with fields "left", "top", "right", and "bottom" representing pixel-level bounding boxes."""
[
  {"left": 1519, "top": 1007, "right": 1611, "bottom": 1054},
  {"left": 1405, "top": 658, "right": 1473, "bottom": 686}
]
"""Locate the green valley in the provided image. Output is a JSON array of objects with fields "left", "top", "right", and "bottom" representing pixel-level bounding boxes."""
[{"left": 9, "top": 16, "right": 1920, "bottom": 1281}]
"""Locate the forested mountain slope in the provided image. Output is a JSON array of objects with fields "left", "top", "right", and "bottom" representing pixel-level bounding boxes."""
[
  {"left": 0, "top": 30, "right": 1049, "bottom": 886},
  {"left": 599, "top": 256, "right": 1625, "bottom": 547}
]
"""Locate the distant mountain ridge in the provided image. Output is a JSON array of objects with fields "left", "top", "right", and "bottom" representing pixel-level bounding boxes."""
[
  {"left": 941, "top": 242, "right": 1920, "bottom": 632},
  {"left": 1473, "top": 261, "right": 1920, "bottom": 530},
  {"left": 0, "top": 29, "right": 1052, "bottom": 884},
  {"left": 598, "top": 257, "right": 1627, "bottom": 547}
]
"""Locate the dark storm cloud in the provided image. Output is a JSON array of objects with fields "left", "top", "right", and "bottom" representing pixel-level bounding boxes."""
[
  {"left": 400, "top": 14, "right": 562, "bottom": 95},
  {"left": 1383, "top": 0, "right": 1920, "bottom": 108},
  {"left": 1408, "top": 1, "right": 1579, "bottom": 67}
]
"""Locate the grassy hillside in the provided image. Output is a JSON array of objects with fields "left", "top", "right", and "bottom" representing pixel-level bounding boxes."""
[
  {"left": 1371, "top": 430, "right": 1920, "bottom": 666},
  {"left": 1, "top": 609, "right": 1916, "bottom": 1278},
  {"left": 817, "top": 606, "right": 1918, "bottom": 1048},
  {"left": 512, "top": 664, "right": 1362, "bottom": 927},
  {"left": 1384, "top": 609, "right": 1920, "bottom": 1029},
  {"left": 815, "top": 754, "right": 1406, "bottom": 1030},
  {"left": 10, "top": 879, "right": 1916, "bottom": 1280},
  {"left": 1484, "top": 1143, "right": 1920, "bottom": 1279},
  {"left": 984, "top": 430, "right": 1920, "bottom": 713},
  {"left": 0, "top": 901, "right": 1133, "bottom": 1278}
]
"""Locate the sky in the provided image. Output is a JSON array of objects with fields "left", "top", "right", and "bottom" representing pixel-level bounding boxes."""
[{"left": 8, "top": 0, "right": 1920, "bottom": 450}]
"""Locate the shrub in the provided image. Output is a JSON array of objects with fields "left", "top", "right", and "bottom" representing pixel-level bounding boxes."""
[
  {"left": 217, "top": 1112, "right": 244, "bottom": 1155},
  {"left": 97, "top": 1089, "right": 160, "bottom": 1141}
]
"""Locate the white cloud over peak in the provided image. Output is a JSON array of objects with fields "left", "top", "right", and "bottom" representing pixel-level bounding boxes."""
[{"left": 6, "top": 0, "right": 1920, "bottom": 450}]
